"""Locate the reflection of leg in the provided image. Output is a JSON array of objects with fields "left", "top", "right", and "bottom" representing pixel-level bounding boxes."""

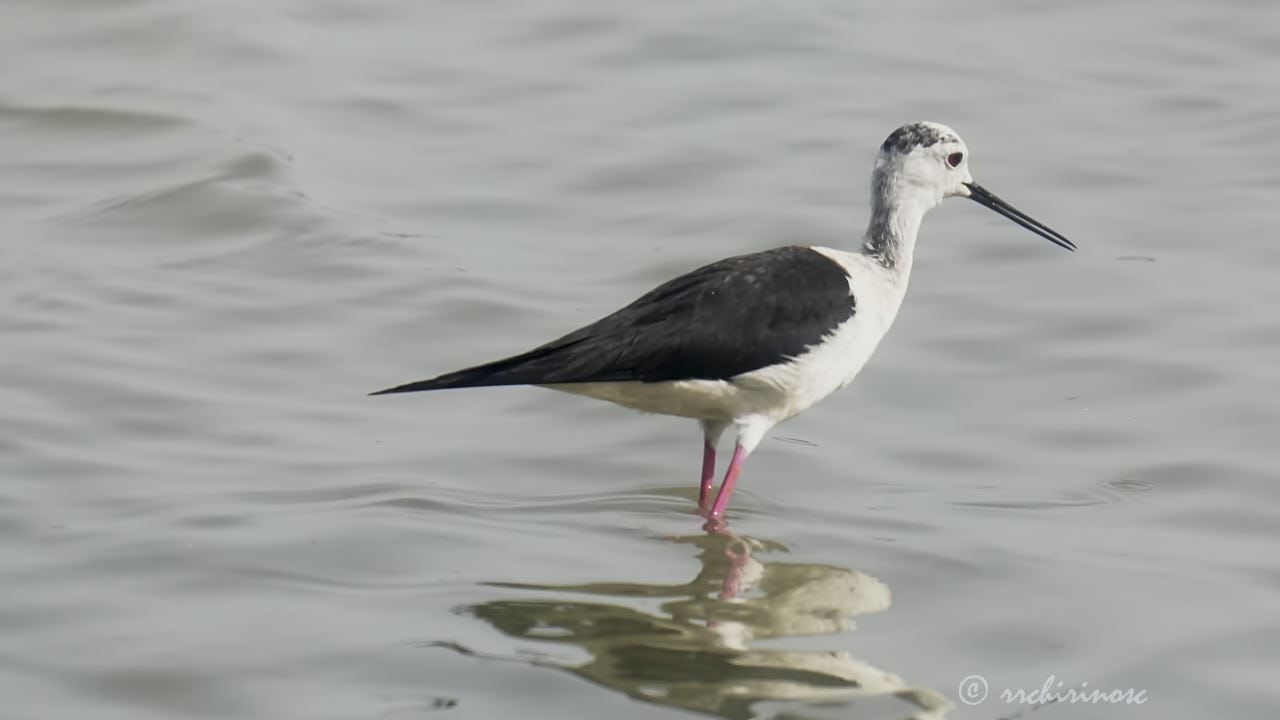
[
  {"left": 699, "top": 439, "right": 716, "bottom": 509},
  {"left": 719, "top": 535, "right": 751, "bottom": 600},
  {"left": 706, "top": 444, "right": 748, "bottom": 520}
]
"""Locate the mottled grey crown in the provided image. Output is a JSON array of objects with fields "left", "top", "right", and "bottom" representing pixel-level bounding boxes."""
[{"left": 880, "top": 122, "right": 957, "bottom": 155}]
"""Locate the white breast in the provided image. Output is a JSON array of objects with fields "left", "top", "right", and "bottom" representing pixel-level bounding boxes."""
[{"left": 728, "top": 247, "right": 907, "bottom": 422}]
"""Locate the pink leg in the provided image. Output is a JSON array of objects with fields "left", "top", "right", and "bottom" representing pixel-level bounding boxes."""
[
  {"left": 706, "top": 444, "right": 748, "bottom": 520},
  {"left": 698, "top": 439, "right": 717, "bottom": 509}
]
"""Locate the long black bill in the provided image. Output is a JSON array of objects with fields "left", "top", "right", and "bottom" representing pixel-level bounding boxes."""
[{"left": 964, "top": 181, "right": 1076, "bottom": 251}]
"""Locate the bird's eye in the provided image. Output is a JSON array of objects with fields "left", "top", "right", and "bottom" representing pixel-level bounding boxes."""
[{"left": 947, "top": 152, "right": 964, "bottom": 168}]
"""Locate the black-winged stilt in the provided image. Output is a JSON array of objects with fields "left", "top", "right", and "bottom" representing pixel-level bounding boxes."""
[{"left": 373, "top": 122, "right": 1074, "bottom": 522}]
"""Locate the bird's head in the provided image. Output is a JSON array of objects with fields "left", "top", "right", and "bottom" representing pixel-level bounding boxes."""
[
  {"left": 874, "top": 121, "right": 1074, "bottom": 251},
  {"left": 875, "top": 121, "right": 971, "bottom": 207}
]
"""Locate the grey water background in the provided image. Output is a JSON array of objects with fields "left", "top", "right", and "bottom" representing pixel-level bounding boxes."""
[{"left": 3, "top": 1, "right": 1279, "bottom": 718}]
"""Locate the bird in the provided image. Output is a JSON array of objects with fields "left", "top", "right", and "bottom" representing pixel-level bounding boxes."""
[{"left": 372, "top": 121, "right": 1074, "bottom": 523}]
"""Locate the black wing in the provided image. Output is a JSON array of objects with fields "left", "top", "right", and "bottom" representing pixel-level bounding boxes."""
[{"left": 371, "top": 246, "right": 856, "bottom": 394}]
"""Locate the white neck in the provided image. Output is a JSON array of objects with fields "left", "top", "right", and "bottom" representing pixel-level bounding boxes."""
[{"left": 860, "top": 170, "right": 935, "bottom": 277}]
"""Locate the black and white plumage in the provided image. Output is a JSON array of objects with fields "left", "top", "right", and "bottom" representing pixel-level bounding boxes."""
[
  {"left": 375, "top": 246, "right": 855, "bottom": 388},
  {"left": 373, "top": 122, "right": 1075, "bottom": 522}
]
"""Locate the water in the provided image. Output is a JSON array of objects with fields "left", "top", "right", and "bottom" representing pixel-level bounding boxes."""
[{"left": 3, "top": 1, "right": 1278, "bottom": 718}]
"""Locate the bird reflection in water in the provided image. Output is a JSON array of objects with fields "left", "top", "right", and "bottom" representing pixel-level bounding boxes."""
[{"left": 432, "top": 527, "right": 950, "bottom": 719}]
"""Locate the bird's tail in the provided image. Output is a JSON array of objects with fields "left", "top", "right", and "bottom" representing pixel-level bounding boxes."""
[{"left": 368, "top": 339, "right": 591, "bottom": 396}]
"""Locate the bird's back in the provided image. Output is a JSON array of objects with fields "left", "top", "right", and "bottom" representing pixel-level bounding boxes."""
[{"left": 372, "top": 246, "right": 860, "bottom": 396}]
